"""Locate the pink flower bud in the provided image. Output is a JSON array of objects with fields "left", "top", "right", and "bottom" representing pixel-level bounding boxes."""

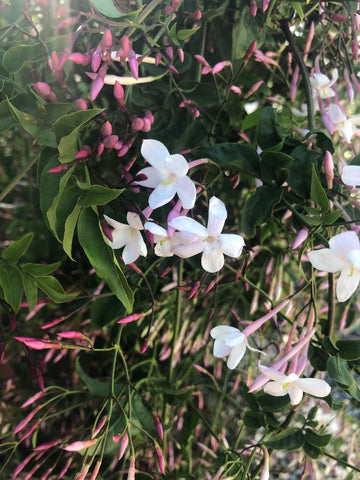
[
  {"left": 13, "top": 405, "right": 41, "bottom": 434},
  {"left": 194, "top": 54, "right": 210, "bottom": 67},
  {"left": 101, "top": 29, "right": 113, "bottom": 50},
  {"left": 128, "top": 49, "right": 139, "bottom": 80},
  {"left": 178, "top": 48, "right": 184, "bottom": 63},
  {"left": 103, "top": 135, "right": 119, "bottom": 149},
  {"left": 331, "top": 13, "right": 347, "bottom": 22},
  {"left": 250, "top": 0, "right": 257, "bottom": 17},
  {"left": 32, "top": 82, "right": 51, "bottom": 98},
  {"left": 14, "top": 336, "right": 62, "bottom": 350},
  {"left": 33, "top": 439, "right": 61, "bottom": 451},
  {"left": 164, "top": 6, "right": 174, "bottom": 14},
  {"left": 172, "top": 0, "right": 180, "bottom": 9},
  {"left": 47, "top": 164, "right": 69, "bottom": 174},
  {"left": 117, "top": 145, "right": 129, "bottom": 157},
  {"left": 101, "top": 217, "right": 113, "bottom": 242},
  {"left": 114, "top": 140, "right": 123, "bottom": 150},
  {"left": 101, "top": 121, "right": 112, "bottom": 137},
  {"left": 91, "top": 76, "right": 104, "bottom": 100},
  {"left": 112, "top": 434, "right": 121, "bottom": 442},
  {"left": 155, "top": 53, "right": 162, "bottom": 66},
  {"left": 188, "top": 281, "right": 200, "bottom": 299},
  {"left": 118, "top": 432, "right": 129, "bottom": 460},
  {"left": 117, "top": 36, "right": 130, "bottom": 59},
  {"left": 127, "top": 457, "right": 135, "bottom": 480},
  {"left": 75, "top": 146, "right": 91, "bottom": 159},
  {"left": 131, "top": 117, "right": 144, "bottom": 132},
  {"left": 140, "top": 339, "right": 149, "bottom": 353},
  {"left": 156, "top": 446, "right": 166, "bottom": 475},
  {"left": 352, "top": 38, "right": 359, "bottom": 61},
  {"left": 344, "top": 70, "right": 354, "bottom": 102},
  {"left": 152, "top": 414, "right": 164, "bottom": 439},
  {"left": 190, "top": 9, "right": 202, "bottom": 20},
  {"left": 291, "top": 228, "right": 308, "bottom": 249},
  {"left": 75, "top": 98, "right": 88, "bottom": 110},
  {"left": 169, "top": 65, "right": 179, "bottom": 74},
  {"left": 117, "top": 313, "right": 145, "bottom": 324},
  {"left": 142, "top": 118, "right": 152, "bottom": 132},
  {"left": 57, "top": 331, "right": 88, "bottom": 340},
  {"left": 63, "top": 439, "right": 97, "bottom": 452},
  {"left": 244, "top": 40, "right": 256, "bottom": 62},
  {"left": 188, "top": 107, "right": 200, "bottom": 118},
  {"left": 244, "top": 80, "right": 263, "bottom": 99},
  {"left": 68, "top": 52, "right": 90, "bottom": 65},
  {"left": 230, "top": 85, "right": 241, "bottom": 94},
  {"left": 97, "top": 142, "right": 105, "bottom": 156},
  {"left": 262, "top": 0, "right": 270, "bottom": 12},
  {"left": 114, "top": 81, "right": 124, "bottom": 101},
  {"left": 21, "top": 391, "right": 45, "bottom": 408},
  {"left": 212, "top": 60, "right": 231, "bottom": 74},
  {"left": 324, "top": 150, "right": 334, "bottom": 189},
  {"left": 92, "top": 415, "right": 107, "bottom": 439},
  {"left": 91, "top": 50, "right": 102, "bottom": 72}
]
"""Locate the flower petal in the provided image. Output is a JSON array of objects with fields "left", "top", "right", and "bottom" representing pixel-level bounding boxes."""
[
  {"left": 144, "top": 222, "right": 168, "bottom": 237},
  {"left": 295, "top": 378, "right": 331, "bottom": 398},
  {"left": 219, "top": 233, "right": 245, "bottom": 258},
  {"left": 175, "top": 175, "right": 196, "bottom": 209},
  {"left": 329, "top": 231, "right": 360, "bottom": 259},
  {"left": 225, "top": 332, "right": 246, "bottom": 347},
  {"left": 170, "top": 216, "right": 208, "bottom": 237},
  {"left": 166, "top": 154, "right": 189, "bottom": 177},
  {"left": 172, "top": 240, "right": 204, "bottom": 258},
  {"left": 103, "top": 215, "right": 130, "bottom": 249},
  {"left": 308, "top": 248, "right": 347, "bottom": 272},
  {"left": 348, "top": 249, "right": 360, "bottom": 269},
  {"left": 207, "top": 196, "right": 227, "bottom": 235},
  {"left": 341, "top": 165, "right": 360, "bottom": 187},
  {"left": 122, "top": 231, "right": 147, "bottom": 264},
  {"left": 287, "top": 384, "right": 303, "bottom": 405},
  {"left": 141, "top": 139, "right": 169, "bottom": 170},
  {"left": 258, "top": 364, "right": 285, "bottom": 381},
  {"left": 136, "top": 167, "right": 165, "bottom": 188},
  {"left": 148, "top": 181, "right": 177, "bottom": 209},
  {"left": 213, "top": 339, "right": 231, "bottom": 358},
  {"left": 264, "top": 381, "right": 287, "bottom": 397},
  {"left": 201, "top": 247, "right": 224, "bottom": 273},
  {"left": 127, "top": 212, "right": 143, "bottom": 230},
  {"left": 227, "top": 342, "right": 246, "bottom": 369},
  {"left": 336, "top": 266, "right": 360, "bottom": 302},
  {"left": 210, "top": 325, "right": 241, "bottom": 339}
]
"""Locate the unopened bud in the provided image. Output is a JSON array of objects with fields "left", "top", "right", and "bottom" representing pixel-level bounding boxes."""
[
  {"left": 178, "top": 48, "right": 184, "bottom": 63},
  {"left": 101, "top": 121, "right": 112, "bottom": 137},
  {"left": 142, "top": 117, "right": 152, "bottom": 132},
  {"left": 101, "top": 29, "right": 113, "bottom": 50},
  {"left": 91, "top": 51, "right": 102, "bottom": 72},
  {"left": 190, "top": 9, "right": 202, "bottom": 20},
  {"left": 324, "top": 150, "right": 334, "bottom": 189},
  {"left": 131, "top": 117, "right": 145, "bottom": 132},
  {"left": 75, "top": 98, "right": 88, "bottom": 110},
  {"left": 244, "top": 40, "right": 256, "bottom": 62},
  {"left": 117, "top": 313, "right": 145, "bottom": 324},
  {"left": 291, "top": 228, "right": 308, "bottom": 250},
  {"left": 47, "top": 164, "right": 69, "bottom": 173},
  {"left": 152, "top": 414, "right": 164, "bottom": 439},
  {"left": 155, "top": 446, "right": 166, "bottom": 475},
  {"left": 128, "top": 49, "right": 139, "bottom": 80},
  {"left": 331, "top": 13, "right": 347, "bottom": 23},
  {"left": 140, "top": 339, "right": 149, "bottom": 353},
  {"left": 250, "top": 0, "right": 257, "bottom": 17}
]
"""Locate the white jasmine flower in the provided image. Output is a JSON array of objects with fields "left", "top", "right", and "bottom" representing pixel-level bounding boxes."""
[
  {"left": 308, "top": 231, "right": 360, "bottom": 302},
  {"left": 341, "top": 165, "right": 360, "bottom": 187},
  {"left": 169, "top": 196, "right": 245, "bottom": 273},
  {"left": 327, "top": 104, "right": 360, "bottom": 143},
  {"left": 144, "top": 221, "right": 199, "bottom": 257},
  {"left": 210, "top": 326, "right": 262, "bottom": 370},
  {"left": 259, "top": 364, "right": 331, "bottom": 405},
  {"left": 104, "top": 213, "right": 147, "bottom": 264},
  {"left": 136, "top": 139, "right": 196, "bottom": 210},
  {"left": 310, "top": 69, "right": 338, "bottom": 100}
]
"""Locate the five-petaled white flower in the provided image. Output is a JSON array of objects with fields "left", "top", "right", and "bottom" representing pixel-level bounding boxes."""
[
  {"left": 310, "top": 69, "right": 338, "bottom": 100},
  {"left": 144, "top": 221, "right": 199, "bottom": 257},
  {"left": 103, "top": 213, "right": 147, "bottom": 264},
  {"left": 169, "top": 196, "right": 245, "bottom": 273},
  {"left": 136, "top": 139, "right": 196, "bottom": 210},
  {"left": 326, "top": 104, "right": 360, "bottom": 143},
  {"left": 308, "top": 231, "right": 360, "bottom": 302},
  {"left": 259, "top": 364, "right": 331, "bottom": 405},
  {"left": 341, "top": 165, "right": 360, "bottom": 187},
  {"left": 210, "top": 326, "right": 262, "bottom": 370}
]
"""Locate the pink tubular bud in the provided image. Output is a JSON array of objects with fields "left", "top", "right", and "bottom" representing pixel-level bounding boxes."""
[
  {"left": 188, "top": 107, "right": 200, "bottom": 118},
  {"left": 33, "top": 439, "right": 61, "bottom": 451},
  {"left": 230, "top": 85, "right": 241, "bottom": 94},
  {"left": 131, "top": 117, "right": 145, "bottom": 132},
  {"left": 101, "top": 121, "right": 112, "bottom": 137},
  {"left": 47, "top": 164, "right": 69, "bottom": 173},
  {"left": 155, "top": 53, "right": 162, "bottom": 66},
  {"left": 101, "top": 217, "right": 113, "bottom": 242},
  {"left": 21, "top": 391, "right": 45, "bottom": 408},
  {"left": 75, "top": 98, "right": 88, "bottom": 110},
  {"left": 166, "top": 46, "right": 174, "bottom": 59},
  {"left": 14, "top": 336, "right": 61, "bottom": 350},
  {"left": 250, "top": 0, "right": 257, "bottom": 17},
  {"left": 178, "top": 48, "right": 184, "bottom": 63},
  {"left": 118, "top": 432, "right": 129, "bottom": 460},
  {"left": 32, "top": 82, "right": 51, "bottom": 98},
  {"left": 244, "top": 40, "right": 256, "bottom": 62},
  {"left": 68, "top": 52, "right": 90, "bottom": 65},
  {"left": 212, "top": 60, "right": 231, "bottom": 74},
  {"left": 188, "top": 281, "right": 200, "bottom": 300},
  {"left": 101, "top": 29, "right": 113, "bottom": 50},
  {"left": 344, "top": 70, "right": 354, "bottom": 102},
  {"left": 156, "top": 446, "right": 166, "bottom": 475},
  {"left": 57, "top": 331, "right": 88, "bottom": 340},
  {"left": 190, "top": 9, "right": 202, "bottom": 20},
  {"left": 117, "top": 145, "right": 129, "bottom": 157},
  {"left": 142, "top": 117, "right": 151, "bottom": 132},
  {"left": 103, "top": 135, "right": 119, "bottom": 149},
  {"left": 117, "top": 36, "right": 130, "bottom": 59},
  {"left": 114, "top": 81, "right": 124, "bottom": 101},
  {"left": 152, "top": 414, "right": 164, "bottom": 440},
  {"left": 75, "top": 147, "right": 91, "bottom": 159},
  {"left": 324, "top": 150, "right": 334, "bottom": 189},
  {"left": 291, "top": 228, "right": 308, "bottom": 249},
  {"left": 145, "top": 109, "right": 154, "bottom": 123},
  {"left": 244, "top": 80, "right": 263, "bottom": 99},
  {"left": 92, "top": 416, "right": 107, "bottom": 439},
  {"left": 117, "top": 313, "right": 145, "bottom": 324},
  {"left": 127, "top": 457, "right": 135, "bottom": 480},
  {"left": 140, "top": 339, "right": 149, "bottom": 353},
  {"left": 194, "top": 54, "right": 210, "bottom": 67},
  {"left": 91, "top": 51, "right": 102, "bottom": 72},
  {"left": 91, "top": 75, "right": 104, "bottom": 101},
  {"left": 262, "top": 0, "right": 270, "bottom": 11},
  {"left": 63, "top": 439, "right": 97, "bottom": 452},
  {"left": 331, "top": 13, "right": 347, "bottom": 22},
  {"left": 97, "top": 142, "right": 105, "bottom": 156},
  {"left": 90, "top": 460, "right": 102, "bottom": 480},
  {"left": 128, "top": 49, "right": 139, "bottom": 80},
  {"left": 13, "top": 406, "right": 41, "bottom": 434}
]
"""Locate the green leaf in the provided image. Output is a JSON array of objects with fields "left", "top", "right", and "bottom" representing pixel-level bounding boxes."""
[
  {"left": 63, "top": 203, "right": 82, "bottom": 260},
  {"left": 304, "top": 429, "right": 331, "bottom": 448},
  {"left": 256, "top": 392, "right": 290, "bottom": 412},
  {"left": 336, "top": 339, "right": 360, "bottom": 361},
  {"left": 258, "top": 107, "right": 283, "bottom": 150},
  {"left": 0, "top": 264, "right": 23, "bottom": 312},
  {"left": 306, "top": 129, "right": 334, "bottom": 154},
  {"left": 287, "top": 145, "right": 318, "bottom": 198},
  {"left": 22, "top": 273, "right": 38, "bottom": 312},
  {"left": 77, "top": 182, "right": 124, "bottom": 207},
  {"left": 1, "top": 232, "right": 33, "bottom": 264},
  {"left": 36, "top": 276, "right": 79, "bottom": 303},
  {"left": 260, "top": 151, "right": 293, "bottom": 185},
  {"left": 265, "top": 427, "right": 304, "bottom": 451},
  {"left": 311, "top": 165, "right": 329, "bottom": 214},
  {"left": 241, "top": 186, "right": 283, "bottom": 238},
  {"left": 90, "top": 296, "right": 124, "bottom": 329},
  {"left": 77, "top": 208, "right": 133, "bottom": 313},
  {"left": 323, "top": 210, "right": 342, "bottom": 225},
  {"left": 89, "top": 0, "right": 137, "bottom": 18},
  {"left": 177, "top": 27, "right": 200, "bottom": 41},
  {"left": 22, "top": 262, "right": 60, "bottom": 276},
  {"left": 327, "top": 355, "right": 353, "bottom": 388},
  {"left": 76, "top": 356, "right": 123, "bottom": 396},
  {"left": 303, "top": 441, "right": 321, "bottom": 459},
  {"left": 7, "top": 98, "right": 43, "bottom": 138},
  {"left": 290, "top": 2, "right": 304, "bottom": 20},
  {"left": 198, "top": 143, "right": 260, "bottom": 175},
  {"left": 243, "top": 411, "right": 265, "bottom": 429}
]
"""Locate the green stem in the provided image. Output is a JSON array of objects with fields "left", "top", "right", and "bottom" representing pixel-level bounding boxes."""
[
  {"left": 212, "top": 369, "right": 231, "bottom": 429},
  {"left": 323, "top": 451, "right": 360, "bottom": 473},
  {"left": 240, "top": 446, "right": 257, "bottom": 480},
  {"left": 125, "top": 0, "right": 164, "bottom": 38},
  {"left": 0, "top": 151, "right": 40, "bottom": 202},
  {"left": 168, "top": 259, "right": 183, "bottom": 384}
]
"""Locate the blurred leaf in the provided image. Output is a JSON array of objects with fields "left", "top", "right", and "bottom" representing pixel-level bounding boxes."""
[
  {"left": 7, "top": 98, "right": 43, "bottom": 138},
  {"left": 241, "top": 186, "right": 283, "bottom": 238},
  {"left": 260, "top": 151, "right": 293, "bottom": 185},
  {"left": 323, "top": 210, "right": 342, "bottom": 225},
  {"left": 336, "top": 339, "right": 360, "bottom": 361},
  {"left": 199, "top": 143, "right": 260, "bottom": 176},
  {"left": 306, "top": 129, "right": 334, "bottom": 154},
  {"left": 256, "top": 392, "right": 290, "bottom": 412},
  {"left": 177, "top": 27, "right": 200, "bottom": 41},
  {"left": 1, "top": 232, "right": 33, "bottom": 264},
  {"left": 327, "top": 355, "right": 353, "bottom": 388},
  {"left": 243, "top": 410, "right": 265, "bottom": 429},
  {"left": 77, "top": 182, "right": 124, "bottom": 207},
  {"left": 0, "top": 264, "right": 23, "bottom": 312},
  {"left": 90, "top": 296, "right": 124, "bottom": 329},
  {"left": 311, "top": 165, "right": 329, "bottom": 214},
  {"left": 89, "top": 0, "right": 139, "bottom": 18},
  {"left": 258, "top": 107, "right": 283, "bottom": 151},
  {"left": 304, "top": 429, "right": 331, "bottom": 448},
  {"left": 76, "top": 356, "right": 123, "bottom": 396},
  {"left": 36, "top": 276, "right": 79, "bottom": 303},
  {"left": 287, "top": 146, "right": 319, "bottom": 198},
  {"left": 303, "top": 441, "right": 321, "bottom": 459},
  {"left": 22, "top": 273, "right": 38, "bottom": 312},
  {"left": 77, "top": 208, "right": 133, "bottom": 313},
  {"left": 265, "top": 427, "right": 304, "bottom": 451},
  {"left": 290, "top": 2, "right": 304, "bottom": 20}
]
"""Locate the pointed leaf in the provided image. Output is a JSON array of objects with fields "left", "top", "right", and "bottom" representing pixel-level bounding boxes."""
[
  {"left": 36, "top": 276, "right": 79, "bottom": 303},
  {"left": 22, "top": 273, "right": 38, "bottom": 312},
  {"left": 336, "top": 339, "right": 360, "bottom": 361},
  {"left": 0, "top": 264, "right": 23, "bottom": 312},
  {"left": 22, "top": 262, "right": 60, "bottom": 276},
  {"left": 77, "top": 182, "right": 124, "bottom": 207},
  {"left": 63, "top": 203, "right": 82, "bottom": 260},
  {"left": 311, "top": 165, "right": 329, "bottom": 214},
  {"left": 1, "top": 233, "right": 33, "bottom": 264},
  {"left": 265, "top": 427, "right": 304, "bottom": 451}
]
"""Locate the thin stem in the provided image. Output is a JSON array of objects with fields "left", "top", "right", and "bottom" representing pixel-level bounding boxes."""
[
  {"left": 0, "top": 151, "right": 41, "bottom": 202},
  {"left": 168, "top": 259, "right": 183, "bottom": 384}
]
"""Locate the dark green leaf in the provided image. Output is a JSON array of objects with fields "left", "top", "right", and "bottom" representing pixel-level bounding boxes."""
[
  {"left": 199, "top": 143, "right": 260, "bottom": 176},
  {"left": 0, "top": 264, "right": 23, "bottom": 312},
  {"left": 63, "top": 203, "right": 82, "bottom": 260},
  {"left": 327, "top": 355, "right": 353, "bottom": 387},
  {"left": 304, "top": 429, "right": 331, "bottom": 448},
  {"left": 303, "top": 441, "right": 321, "bottom": 459},
  {"left": 336, "top": 339, "right": 360, "bottom": 361},
  {"left": 22, "top": 273, "right": 38, "bottom": 312},
  {"left": 89, "top": 0, "right": 139, "bottom": 18},
  {"left": 323, "top": 210, "right": 342, "bottom": 225},
  {"left": 90, "top": 296, "right": 124, "bottom": 329},
  {"left": 265, "top": 427, "right": 304, "bottom": 451},
  {"left": 256, "top": 392, "right": 290, "bottom": 412},
  {"left": 77, "top": 182, "right": 124, "bottom": 207},
  {"left": 22, "top": 262, "right": 60, "bottom": 276},
  {"left": 77, "top": 208, "right": 133, "bottom": 313},
  {"left": 76, "top": 356, "right": 123, "bottom": 396},
  {"left": 311, "top": 165, "right": 329, "bottom": 214},
  {"left": 1, "top": 232, "right": 33, "bottom": 264},
  {"left": 306, "top": 129, "right": 334, "bottom": 154},
  {"left": 287, "top": 145, "right": 319, "bottom": 198},
  {"left": 36, "top": 276, "right": 79, "bottom": 303},
  {"left": 260, "top": 151, "right": 293, "bottom": 185},
  {"left": 7, "top": 98, "right": 43, "bottom": 138},
  {"left": 241, "top": 186, "right": 283, "bottom": 238},
  {"left": 258, "top": 107, "right": 283, "bottom": 150},
  {"left": 243, "top": 411, "right": 265, "bottom": 429}
]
